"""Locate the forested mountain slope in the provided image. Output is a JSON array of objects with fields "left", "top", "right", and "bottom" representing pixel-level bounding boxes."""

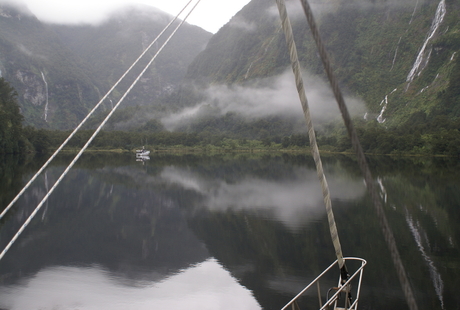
[
  {"left": 2, "top": 0, "right": 460, "bottom": 155},
  {"left": 0, "top": 3, "right": 100, "bottom": 129},
  {"left": 51, "top": 4, "right": 211, "bottom": 113},
  {"left": 0, "top": 3, "right": 211, "bottom": 130},
  {"left": 184, "top": 0, "right": 460, "bottom": 128}
]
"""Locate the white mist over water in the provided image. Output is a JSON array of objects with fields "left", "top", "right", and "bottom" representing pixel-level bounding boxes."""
[{"left": 406, "top": 0, "right": 446, "bottom": 86}]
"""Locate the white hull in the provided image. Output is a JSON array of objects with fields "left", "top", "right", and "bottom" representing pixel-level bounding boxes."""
[{"left": 136, "top": 150, "right": 150, "bottom": 156}]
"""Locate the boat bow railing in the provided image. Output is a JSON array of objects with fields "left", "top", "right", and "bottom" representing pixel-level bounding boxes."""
[{"left": 281, "top": 257, "right": 367, "bottom": 310}]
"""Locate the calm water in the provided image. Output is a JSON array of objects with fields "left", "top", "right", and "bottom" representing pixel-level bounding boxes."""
[{"left": 0, "top": 152, "right": 459, "bottom": 310}]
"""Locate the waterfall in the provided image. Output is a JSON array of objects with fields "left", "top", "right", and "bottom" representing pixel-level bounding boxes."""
[
  {"left": 390, "top": 37, "right": 402, "bottom": 71},
  {"left": 418, "top": 47, "right": 433, "bottom": 76},
  {"left": 377, "top": 88, "right": 397, "bottom": 123},
  {"left": 418, "top": 73, "right": 439, "bottom": 94},
  {"left": 245, "top": 62, "right": 255, "bottom": 79},
  {"left": 41, "top": 71, "right": 49, "bottom": 122},
  {"left": 244, "top": 36, "right": 276, "bottom": 79},
  {"left": 377, "top": 97, "right": 388, "bottom": 124},
  {"left": 406, "top": 0, "right": 446, "bottom": 86},
  {"left": 409, "top": 0, "right": 419, "bottom": 25}
]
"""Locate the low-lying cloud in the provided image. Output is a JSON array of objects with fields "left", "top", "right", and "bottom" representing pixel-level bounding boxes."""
[
  {"left": 267, "top": 0, "right": 428, "bottom": 22},
  {"left": 162, "top": 70, "right": 366, "bottom": 131},
  {"left": 7, "top": 0, "right": 127, "bottom": 25},
  {"left": 228, "top": 15, "right": 257, "bottom": 32}
]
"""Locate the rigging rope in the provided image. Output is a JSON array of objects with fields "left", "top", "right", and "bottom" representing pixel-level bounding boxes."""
[
  {"left": 0, "top": 0, "right": 202, "bottom": 262},
  {"left": 275, "top": 0, "right": 349, "bottom": 283},
  {"left": 297, "top": 1, "right": 419, "bottom": 309},
  {"left": 0, "top": 0, "right": 195, "bottom": 222}
]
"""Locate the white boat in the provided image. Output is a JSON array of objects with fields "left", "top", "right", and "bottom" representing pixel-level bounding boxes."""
[{"left": 136, "top": 146, "right": 150, "bottom": 157}]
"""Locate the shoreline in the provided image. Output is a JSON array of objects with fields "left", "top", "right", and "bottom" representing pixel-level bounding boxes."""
[{"left": 52, "top": 146, "right": 452, "bottom": 158}]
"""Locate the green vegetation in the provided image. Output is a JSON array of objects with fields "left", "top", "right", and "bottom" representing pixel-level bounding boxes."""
[
  {"left": 1, "top": 0, "right": 460, "bottom": 158},
  {"left": 1, "top": 72, "right": 459, "bottom": 157},
  {"left": 18, "top": 118, "right": 459, "bottom": 157},
  {"left": 0, "top": 78, "right": 27, "bottom": 154},
  {"left": 0, "top": 3, "right": 211, "bottom": 130},
  {"left": 184, "top": 0, "right": 460, "bottom": 134},
  {"left": 0, "top": 4, "right": 100, "bottom": 129}
]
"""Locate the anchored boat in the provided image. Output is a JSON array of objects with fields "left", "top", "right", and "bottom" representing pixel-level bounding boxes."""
[{"left": 136, "top": 146, "right": 150, "bottom": 157}]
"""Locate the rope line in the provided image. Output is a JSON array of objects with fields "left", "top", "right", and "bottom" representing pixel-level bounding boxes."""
[
  {"left": 0, "top": 0, "right": 195, "bottom": 222},
  {"left": 275, "top": 0, "right": 348, "bottom": 282},
  {"left": 298, "top": 1, "right": 419, "bottom": 309},
  {"left": 0, "top": 0, "right": 202, "bottom": 262}
]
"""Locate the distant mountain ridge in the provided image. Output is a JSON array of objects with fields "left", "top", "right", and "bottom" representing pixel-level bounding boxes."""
[{"left": 0, "top": 2, "right": 211, "bottom": 129}]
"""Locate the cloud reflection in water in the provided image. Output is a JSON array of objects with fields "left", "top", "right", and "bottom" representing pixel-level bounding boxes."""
[
  {"left": 0, "top": 258, "right": 261, "bottom": 310},
  {"left": 160, "top": 166, "right": 366, "bottom": 229}
]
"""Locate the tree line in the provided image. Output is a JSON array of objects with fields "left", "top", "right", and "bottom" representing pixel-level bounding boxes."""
[
  {"left": 1, "top": 77, "right": 459, "bottom": 157},
  {"left": 18, "top": 121, "right": 460, "bottom": 157}
]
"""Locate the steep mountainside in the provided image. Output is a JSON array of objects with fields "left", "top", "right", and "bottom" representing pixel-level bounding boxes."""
[
  {"left": 0, "top": 3, "right": 211, "bottom": 129},
  {"left": 185, "top": 0, "right": 460, "bottom": 128},
  {"left": 51, "top": 5, "right": 211, "bottom": 111},
  {"left": 0, "top": 3, "right": 100, "bottom": 129}
]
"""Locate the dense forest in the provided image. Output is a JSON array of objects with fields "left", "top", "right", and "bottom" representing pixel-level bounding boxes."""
[{"left": 0, "top": 78, "right": 27, "bottom": 154}]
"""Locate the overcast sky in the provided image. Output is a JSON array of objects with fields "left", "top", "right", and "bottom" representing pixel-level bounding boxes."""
[{"left": 7, "top": 0, "right": 252, "bottom": 33}]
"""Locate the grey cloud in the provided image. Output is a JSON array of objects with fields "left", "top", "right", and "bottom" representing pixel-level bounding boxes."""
[
  {"left": 228, "top": 15, "right": 257, "bottom": 32},
  {"left": 161, "top": 70, "right": 366, "bottom": 131}
]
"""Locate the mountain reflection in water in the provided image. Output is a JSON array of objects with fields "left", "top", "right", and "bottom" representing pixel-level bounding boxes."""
[{"left": 0, "top": 153, "right": 458, "bottom": 310}]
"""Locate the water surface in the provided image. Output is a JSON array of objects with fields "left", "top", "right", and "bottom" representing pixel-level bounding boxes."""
[{"left": 0, "top": 153, "right": 458, "bottom": 310}]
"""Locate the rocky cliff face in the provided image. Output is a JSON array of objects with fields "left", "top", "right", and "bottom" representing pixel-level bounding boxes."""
[
  {"left": 0, "top": 3, "right": 102, "bottom": 129},
  {"left": 15, "top": 69, "right": 46, "bottom": 107}
]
